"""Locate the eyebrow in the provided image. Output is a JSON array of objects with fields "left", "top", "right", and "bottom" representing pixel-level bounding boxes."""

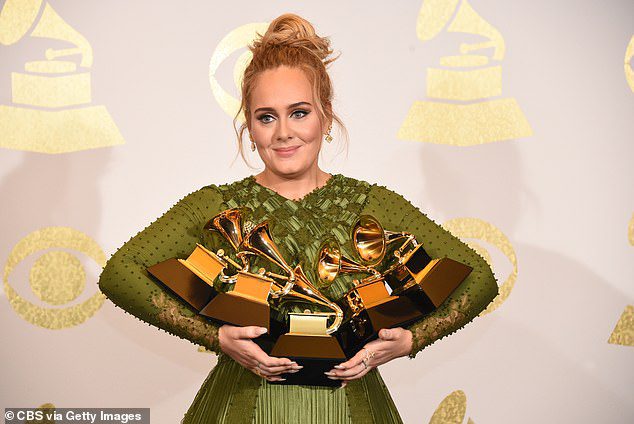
[{"left": 254, "top": 102, "right": 312, "bottom": 114}]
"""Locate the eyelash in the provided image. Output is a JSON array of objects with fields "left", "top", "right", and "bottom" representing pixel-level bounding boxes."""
[{"left": 257, "top": 110, "right": 309, "bottom": 124}]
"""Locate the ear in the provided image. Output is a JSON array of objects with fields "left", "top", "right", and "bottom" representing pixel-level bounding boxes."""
[
  {"left": 322, "top": 116, "right": 333, "bottom": 134},
  {"left": 322, "top": 104, "right": 333, "bottom": 133}
]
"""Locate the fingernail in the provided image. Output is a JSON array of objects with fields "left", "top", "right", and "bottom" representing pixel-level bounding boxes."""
[
  {"left": 293, "top": 365, "right": 303, "bottom": 370},
  {"left": 258, "top": 327, "right": 267, "bottom": 335},
  {"left": 334, "top": 365, "right": 345, "bottom": 369},
  {"left": 324, "top": 371, "right": 335, "bottom": 376},
  {"left": 288, "top": 369, "right": 300, "bottom": 373},
  {"left": 327, "top": 376, "right": 339, "bottom": 380}
]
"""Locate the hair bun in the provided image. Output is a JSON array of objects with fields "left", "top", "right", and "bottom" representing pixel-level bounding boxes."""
[{"left": 251, "top": 13, "right": 338, "bottom": 66}]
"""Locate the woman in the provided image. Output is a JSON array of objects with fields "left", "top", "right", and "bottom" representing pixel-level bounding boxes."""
[{"left": 98, "top": 13, "right": 498, "bottom": 423}]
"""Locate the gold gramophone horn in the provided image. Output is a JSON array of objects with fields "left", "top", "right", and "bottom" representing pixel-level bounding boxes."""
[
  {"left": 203, "top": 207, "right": 251, "bottom": 280},
  {"left": 317, "top": 237, "right": 378, "bottom": 285},
  {"left": 352, "top": 215, "right": 386, "bottom": 266},
  {"left": 204, "top": 207, "right": 246, "bottom": 251},
  {"left": 292, "top": 264, "right": 343, "bottom": 334},
  {"left": 240, "top": 220, "right": 295, "bottom": 297},
  {"left": 270, "top": 264, "right": 343, "bottom": 334},
  {"left": 352, "top": 215, "right": 416, "bottom": 265}
]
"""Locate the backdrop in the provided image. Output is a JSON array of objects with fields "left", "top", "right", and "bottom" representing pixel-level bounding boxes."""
[{"left": 1, "top": 1, "right": 633, "bottom": 423}]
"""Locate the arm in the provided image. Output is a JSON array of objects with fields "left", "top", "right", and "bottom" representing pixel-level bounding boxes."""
[
  {"left": 391, "top": 193, "right": 499, "bottom": 359},
  {"left": 97, "top": 186, "right": 223, "bottom": 353},
  {"left": 326, "top": 185, "right": 497, "bottom": 382}
]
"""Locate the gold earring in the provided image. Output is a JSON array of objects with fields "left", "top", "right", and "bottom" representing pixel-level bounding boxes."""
[
  {"left": 325, "top": 124, "right": 333, "bottom": 143},
  {"left": 249, "top": 135, "right": 256, "bottom": 151}
]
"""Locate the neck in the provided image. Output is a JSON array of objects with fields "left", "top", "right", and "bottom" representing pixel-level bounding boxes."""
[{"left": 255, "top": 168, "right": 331, "bottom": 201}]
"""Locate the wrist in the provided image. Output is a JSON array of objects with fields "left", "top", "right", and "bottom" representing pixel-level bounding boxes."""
[
  {"left": 218, "top": 324, "right": 227, "bottom": 350},
  {"left": 403, "top": 328, "right": 413, "bottom": 357}
]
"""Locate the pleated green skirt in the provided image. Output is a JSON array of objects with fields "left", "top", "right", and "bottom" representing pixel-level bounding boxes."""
[{"left": 181, "top": 354, "right": 404, "bottom": 423}]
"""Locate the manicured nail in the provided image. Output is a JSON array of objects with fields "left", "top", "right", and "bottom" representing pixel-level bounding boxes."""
[
  {"left": 334, "top": 365, "right": 346, "bottom": 369},
  {"left": 288, "top": 369, "right": 299, "bottom": 373},
  {"left": 324, "top": 371, "right": 335, "bottom": 376},
  {"left": 292, "top": 365, "right": 303, "bottom": 369},
  {"left": 327, "top": 376, "right": 339, "bottom": 380}
]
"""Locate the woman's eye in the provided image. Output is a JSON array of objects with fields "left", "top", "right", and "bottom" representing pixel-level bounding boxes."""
[
  {"left": 258, "top": 114, "right": 274, "bottom": 124},
  {"left": 292, "top": 110, "right": 308, "bottom": 118}
]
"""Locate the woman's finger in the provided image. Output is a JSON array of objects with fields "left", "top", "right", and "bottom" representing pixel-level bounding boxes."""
[
  {"left": 329, "top": 359, "right": 374, "bottom": 381},
  {"left": 378, "top": 328, "right": 398, "bottom": 341},
  {"left": 239, "top": 326, "right": 268, "bottom": 339},
  {"left": 331, "top": 343, "right": 384, "bottom": 373},
  {"left": 258, "top": 362, "right": 302, "bottom": 375},
  {"left": 334, "top": 347, "right": 367, "bottom": 370},
  {"left": 252, "top": 350, "right": 295, "bottom": 369},
  {"left": 250, "top": 365, "right": 287, "bottom": 382},
  {"left": 340, "top": 364, "right": 373, "bottom": 381},
  {"left": 327, "top": 360, "right": 366, "bottom": 379}
]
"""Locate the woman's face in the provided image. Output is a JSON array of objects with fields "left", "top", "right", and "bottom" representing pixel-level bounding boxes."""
[{"left": 249, "top": 65, "right": 327, "bottom": 178}]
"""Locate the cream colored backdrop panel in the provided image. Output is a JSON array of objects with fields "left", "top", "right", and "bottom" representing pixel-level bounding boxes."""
[{"left": 1, "top": 0, "right": 632, "bottom": 423}]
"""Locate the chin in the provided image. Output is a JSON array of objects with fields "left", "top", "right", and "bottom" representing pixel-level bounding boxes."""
[{"left": 271, "top": 162, "right": 310, "bottom": 176}]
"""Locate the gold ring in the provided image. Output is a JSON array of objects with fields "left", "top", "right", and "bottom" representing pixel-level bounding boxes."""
[
  {"left": 254, "top": 362, "right": 264, "bottom": 377},
  {"left": 363, "top": 348, "right": 375, "bottom": 362}
]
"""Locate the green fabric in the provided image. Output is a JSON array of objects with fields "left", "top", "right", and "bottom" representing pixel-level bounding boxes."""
[{"left": 98, "top": 173, "right": 498, "bottom": 423}]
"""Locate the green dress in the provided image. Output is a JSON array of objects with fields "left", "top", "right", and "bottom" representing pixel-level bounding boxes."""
[{"left": 97, "top": 173, "right": 498, "bottom": 423}]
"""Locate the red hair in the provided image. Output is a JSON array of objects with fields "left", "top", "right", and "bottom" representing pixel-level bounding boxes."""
[{"left": 233, "top": 13, "right": 348, "bottom": 168}]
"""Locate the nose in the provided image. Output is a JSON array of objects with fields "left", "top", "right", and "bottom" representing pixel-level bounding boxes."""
[{"left": 275, "top": 116, "right": 293, "bottom": 141}]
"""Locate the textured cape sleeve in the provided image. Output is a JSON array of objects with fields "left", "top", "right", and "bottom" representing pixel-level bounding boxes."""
[
  {"left": 97, "top": 185, "right": 224, "bottom": 353},
  {"left": 363, "top": 185, "right": 499, "bottom": 359}
]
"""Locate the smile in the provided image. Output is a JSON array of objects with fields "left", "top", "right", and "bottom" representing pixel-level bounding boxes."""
[{"left": 273, "top": 146, "right": 301, "bottom": 157}]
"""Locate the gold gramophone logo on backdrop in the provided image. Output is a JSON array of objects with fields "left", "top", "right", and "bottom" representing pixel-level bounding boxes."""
[
  {"left": 3, "top": 227, "right": 106, "bottom": 329},
  {"left": 428, "top": 390, "right": 474, "bottom": 424},
  {"left": 441, "top": 217, "right": 517, "bottom": 315},
  {"left": 606, "top": 213, "right": 634, "bottom": 347},
  {"left": 0, "top": 0, "right": 124, "bottom": 153},
  {"left": 208, "top": 22, "right": 269, "bottom": 121},
  {"left": 398, "top": 0, "right": 532, "bottom": 146},
  {"left": 625, "top": 35, "right": 634, "bottom": 92}
]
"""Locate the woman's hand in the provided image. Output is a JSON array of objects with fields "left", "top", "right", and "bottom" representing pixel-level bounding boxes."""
[
  {"left": 325, "top": 327, "right": 413, "bottom": 387},
  {"left": 218, "top": 324, "right": 302, "bottom": 382}
]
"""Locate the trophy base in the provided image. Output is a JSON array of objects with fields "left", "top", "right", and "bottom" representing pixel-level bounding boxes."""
[
  {"left": 400, "top": 285, "right": 436, "bottom": 315},
  {"left": 394, "top": 257, "right": 473, "bottom": 308},
  {"left": 147, "top": 257, "right": 279, "bottom": 353},
  {"left": 147, "top": 258, "right": 217, "bottom": 311},
  {"left": 336, "top": 296, "right": 423, "bottom": 358},
  {"left": 253, "top": 319, "right": 286, "bottom": 354},
  {"left": 200, "top": 292, "right": 270, "bottom": 329},
  {"left": 270, "top": 334, "right": 346, "bottom": 387}
]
